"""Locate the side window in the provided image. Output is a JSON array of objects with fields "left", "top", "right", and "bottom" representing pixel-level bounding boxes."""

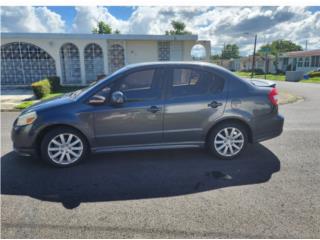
[
  {"left": 169, "top": 68, "right": 224, "bottom": 98},
  {"left": 119, "top": 69, "right": 154, "bottom": 91},
  {"left": 116, "top": 69, "right": 160, "bottom": 102}
]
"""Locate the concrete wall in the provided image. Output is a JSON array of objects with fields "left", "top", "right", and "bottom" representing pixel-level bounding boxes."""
[
  {"left": 126, "top": 40, "right": 158, "bottom": 64},
  {"left": 1, "top": 36, "right": 205, "bottom": 85}
]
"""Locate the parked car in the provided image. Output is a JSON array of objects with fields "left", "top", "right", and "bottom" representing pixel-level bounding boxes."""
[{"left": 12, "top": 62, "right": 284, "bottom": 167}]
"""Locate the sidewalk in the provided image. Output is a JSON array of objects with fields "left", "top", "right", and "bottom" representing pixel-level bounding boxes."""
[{"left": 1, "top": 87, "right": 33, "bottom": 111}]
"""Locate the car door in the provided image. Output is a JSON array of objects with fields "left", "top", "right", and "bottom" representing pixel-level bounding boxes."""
[
  {"left": 92, "top": 67, "right": 165, "bottom": 148},
  {"left": 163, "top": 66, "right": 227, "bottom": 144}
]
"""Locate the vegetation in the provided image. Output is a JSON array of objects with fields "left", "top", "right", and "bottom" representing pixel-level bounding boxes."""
[
  {"left": 31, "top": 79, "right": 51, "bottom": 99},
  {"left": 257, "top": 40, "right": 303, "bottom": 56},
  {"left": 165, "top": 20, "right": 192, "bottom": 35},
  {"left": 92, "top": 21, "right": 120, "bottom": 34},
  {"left": 235, "top": 71, "right": 320, "bottom": 83},
  {"left": 221, "top": 44, "right": 240, "bottom": 59},
  {"left": 15, "top": 93, "right": 62, "bottom": 110}
]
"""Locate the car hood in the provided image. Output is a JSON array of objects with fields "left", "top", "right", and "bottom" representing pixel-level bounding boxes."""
[{"left": 21, "top": 95, "right": 75, "bottom": 114}]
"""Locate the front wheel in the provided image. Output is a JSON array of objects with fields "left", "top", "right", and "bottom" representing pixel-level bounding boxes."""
[
  {"left": 41, "top": 127, "right": 88, "bottom": 167},
  {"left": 207, "top": 123, "right": 248, "bottom": 160}
]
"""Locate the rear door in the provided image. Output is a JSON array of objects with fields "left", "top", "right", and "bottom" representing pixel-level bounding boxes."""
[{"left": 163, "top": 66, "right": 227, "bottom": 144}]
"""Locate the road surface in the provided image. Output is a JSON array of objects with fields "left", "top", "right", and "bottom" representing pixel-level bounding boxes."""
[{"left": 1, "top": 81, "right": 319, "bottom": 238}]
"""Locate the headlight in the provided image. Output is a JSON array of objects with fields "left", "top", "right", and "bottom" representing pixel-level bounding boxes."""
[{"left": 16, "top": 111, "right": 37, "bottom": 126}]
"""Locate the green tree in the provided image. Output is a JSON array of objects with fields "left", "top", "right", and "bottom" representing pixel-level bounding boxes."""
[
  {"left": 165, "top": 20, "right": 192, "bottom": 35},
  {"left": 92, "top": 21, "right": 112, "bottom": 34},
  {"left": 114, "top": 29, "right": 121, "bottom": 34},
  {"left": 258, "top": 40, "right": 303, "bottom": 56},
  {"left": 210, "top": 54, "right": 221, "bottom": 61},
  {"left": 221, "top": 44, "right": 240, "bottom": 59}
]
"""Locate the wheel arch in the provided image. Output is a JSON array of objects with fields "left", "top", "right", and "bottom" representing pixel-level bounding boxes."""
[
  {"left": 35, "top": 124, "right": 91, "bottom": 155},
  {"left": 205, "top": 117, "right": 253, "bottom": 144}
]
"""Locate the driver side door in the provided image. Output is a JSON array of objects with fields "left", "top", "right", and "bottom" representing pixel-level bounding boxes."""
[{"left": 92, "top": 67, "right": 165, "bottom": 149}]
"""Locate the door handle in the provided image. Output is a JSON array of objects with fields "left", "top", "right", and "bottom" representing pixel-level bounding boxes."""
[
  {"left": 208, "top": 101, "right": 223, "bottom": 108},
  {"left": 147, "top": 106, "right": 161, "bottom": 113}
]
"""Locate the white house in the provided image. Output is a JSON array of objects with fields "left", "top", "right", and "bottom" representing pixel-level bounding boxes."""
[
  {"left": 1, "top": 32, "right": 210, "bottom": 86},
  {"left": 278, "top": 49, "right": 320, "bottom": 73}
]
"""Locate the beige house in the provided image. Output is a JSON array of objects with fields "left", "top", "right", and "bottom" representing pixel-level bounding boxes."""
[
  {"left": 1, "top": 33, "right": 210, "bottom": 86},
  {"left": 278, "top": 49, "right": 320, "bottom": 73}
]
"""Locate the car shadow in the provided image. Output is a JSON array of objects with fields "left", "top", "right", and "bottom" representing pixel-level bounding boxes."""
[{"left": 1, "top": 144, "right": 280, "bottom": 209}]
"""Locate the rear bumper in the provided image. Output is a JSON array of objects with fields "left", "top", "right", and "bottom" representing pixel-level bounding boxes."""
[
  {"left": 252, "top": 114, "right": 284, "bottom": 143},
  {"left": 14, "top": 147, "right": 35, "bottom": 157}
]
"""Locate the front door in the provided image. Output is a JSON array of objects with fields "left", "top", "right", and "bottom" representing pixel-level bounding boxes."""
[
  {"left": 163, "top": 66, "right": 227, "bottom": 144},
  {"left": 93, "top": 68, "right": 164, "bottom": 148}
]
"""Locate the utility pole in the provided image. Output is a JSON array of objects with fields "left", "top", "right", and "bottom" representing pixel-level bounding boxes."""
[
  {"left": 305, "top": 40, "right": 308, "bottom": 50},
  {"left": 251, "top": 34, "right": 257, "bottom": 79}
]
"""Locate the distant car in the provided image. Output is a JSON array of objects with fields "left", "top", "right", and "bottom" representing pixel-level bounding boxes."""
[{"left": 12, "top": 62, "right": 284, "bottom": 167}]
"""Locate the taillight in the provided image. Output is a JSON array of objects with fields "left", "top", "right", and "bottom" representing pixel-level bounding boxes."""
[{"left": 268, "top": 88, "right": 278, "bottom": 106}]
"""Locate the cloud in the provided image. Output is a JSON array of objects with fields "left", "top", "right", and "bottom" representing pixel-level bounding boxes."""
[
  {"left": 72, "top": 6, "right": 128, "bottom": 33},
  {"left": 1, "top": 6, "right": 319, "bottom": 55},
  {"left": 0, "top": 6, "right": 65, "bottom": 33}
]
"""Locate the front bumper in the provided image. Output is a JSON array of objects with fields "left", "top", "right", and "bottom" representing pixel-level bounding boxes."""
[
  {"left": 252, "top": 114, "right": 284, "bottom": 143},
  {"left": 11, "top": 121, "right": 38, "bottom": 157}
]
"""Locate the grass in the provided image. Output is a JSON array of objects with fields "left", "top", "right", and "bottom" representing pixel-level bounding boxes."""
[
  {"left": 235, "top": 71, "right": 285, "bottom": 81},
  {"left": 235, "top": 71, "right": 320, "bottom": 83},
  {"left": 15, "top": 93, "right": 63, "bottom": 110}
]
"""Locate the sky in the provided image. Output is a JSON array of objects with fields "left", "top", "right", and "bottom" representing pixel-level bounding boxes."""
[{"left": 1, "top": 6, "right": 320, "bottom": 55}]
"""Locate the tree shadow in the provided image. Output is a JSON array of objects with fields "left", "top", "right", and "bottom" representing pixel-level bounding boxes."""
[{"left": 1, "top": 144, "right": 280, "bottom": 209}]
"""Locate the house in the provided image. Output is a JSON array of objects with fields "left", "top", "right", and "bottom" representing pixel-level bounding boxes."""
[
  {"left": 213, "top": 55, "right": 276, "bottom": 73},
  {"left": 1, "top": 32, "right": 211, "bottom": 86},
  {"left": 278, "top": 49, "right": 320, "bottom": 73},
  {"left": 239, "top": 55, "right": 276, "bottom": 73}
]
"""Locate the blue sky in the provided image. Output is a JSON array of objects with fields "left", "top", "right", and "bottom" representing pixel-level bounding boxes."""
[{"left": 1, "top": 6, "right": 320, "bottom": 55}]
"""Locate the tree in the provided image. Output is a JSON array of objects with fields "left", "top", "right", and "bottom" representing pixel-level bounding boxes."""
[
  {"left": 221, "top": 44, "right": 240, "bottom": 59},
  {"left": 114, "top": 29, "right": 121, "bottom": 34},
  {"left": 165, "top": 20, "right": 192, "bottom": 35},
  {"left": 210, "top": 54, "right": 221, "bottom": 61},
  {"left": 258, "top": 40, "right": 303, "bottom": 56},
  {"left": 92, "top": 21, "right": 112, "bottom": 34}
]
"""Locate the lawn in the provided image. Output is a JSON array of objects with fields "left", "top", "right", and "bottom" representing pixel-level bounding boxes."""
[
  {"left": 235, "top": 71, "right": 320, "bottom": 83},
  {"left": 15, "top": 93, "right": 63, "bottom": 110}
]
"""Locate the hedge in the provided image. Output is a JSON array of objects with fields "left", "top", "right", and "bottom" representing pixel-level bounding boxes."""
[
  {"left": 31, "top": 79, "right": 51, "bottom": 99},
  {"left": 47, "top": 76, "right": 61, "bottom": 93},
  {"left": 308, "top": 71, "right": 320, "bottom": 78}
]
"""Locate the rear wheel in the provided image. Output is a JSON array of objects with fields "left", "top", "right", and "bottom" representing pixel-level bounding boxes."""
[
  {"left": 41, "top": 127, "right": 88, "bottom": 167},
  {"left": 207, "top": 123, "right": 248, "bottom": 160}
]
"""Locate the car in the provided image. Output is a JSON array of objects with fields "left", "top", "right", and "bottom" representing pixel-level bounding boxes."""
[{"left": 12, "top": 62, "right": 284, "bottom": 167}]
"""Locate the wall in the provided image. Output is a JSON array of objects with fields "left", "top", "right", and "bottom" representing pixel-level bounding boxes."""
[{"left": 125, "top": 40, "right": 158, "bottom": 64}]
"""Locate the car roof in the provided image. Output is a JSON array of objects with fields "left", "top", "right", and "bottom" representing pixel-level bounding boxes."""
[{"left": 123, "top": 61, "right": 229, "bottom": 72}]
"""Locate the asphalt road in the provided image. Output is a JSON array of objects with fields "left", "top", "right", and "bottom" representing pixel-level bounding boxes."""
[{"left": 1, "top": 81, "right": 319, "bottom": 238}]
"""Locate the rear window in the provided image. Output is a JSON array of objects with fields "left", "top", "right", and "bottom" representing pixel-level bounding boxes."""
[{"left": 169, "top": 68, "right": 224, "bottom": 98}]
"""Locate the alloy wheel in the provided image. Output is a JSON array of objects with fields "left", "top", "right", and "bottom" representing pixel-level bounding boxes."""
[
  {"left": 47, "top": 133, "right": 83, "bottom": 165},
  {"left": 214, "top": 127, "right": 244, "bottom": 157}
]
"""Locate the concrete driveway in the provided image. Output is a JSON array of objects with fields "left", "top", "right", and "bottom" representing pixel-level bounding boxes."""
[
  {"left": 1, "top": 81, "right": 319, "bottom": 238},
  {"left": 0, "top": 88, "right": 33, "bottom": 110}
]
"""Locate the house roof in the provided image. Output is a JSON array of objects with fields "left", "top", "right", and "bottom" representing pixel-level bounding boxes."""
[
  {"left": 285, "top": 49, "right": 320, "bottom": 57},
  {"left": 1, "top": 32, "right": 198, "bottom": 41}
]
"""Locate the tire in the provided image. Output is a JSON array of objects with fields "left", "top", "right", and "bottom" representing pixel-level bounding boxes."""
[
  {"left": 207, "top": 122, "right": 248, "bottom": 160},
  {"left": 40, "top": 127, "right": 88, "bottom": 167}
]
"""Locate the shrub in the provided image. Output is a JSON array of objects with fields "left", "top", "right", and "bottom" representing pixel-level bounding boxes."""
[
  {"left": 308, "top": 71, "right": 320, "bottom": 78},
  {"left": 31, "top": 79, "right": 51, "bottom": 99},
  {"left": 47, "top": 76, "right": 61, "bottom": 93}
]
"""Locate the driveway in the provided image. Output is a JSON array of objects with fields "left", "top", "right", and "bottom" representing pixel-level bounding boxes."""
[
  {"left": 1, "top": 81, "right": 319, "bottom": 238},
  {"left": 0, "top": 88, "right": 33, "bottom": 110}
]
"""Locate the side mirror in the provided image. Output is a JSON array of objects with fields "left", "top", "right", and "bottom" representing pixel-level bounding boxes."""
[
  {"left": 88, "top": 95, "right": 106, "bottom": 105},
  {"left": 111, "top": 91, "right": 125, "bottom": 105}
]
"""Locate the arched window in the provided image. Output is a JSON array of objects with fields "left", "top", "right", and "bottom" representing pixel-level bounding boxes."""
[
  {"left": 84, "top": 43, "right": 104, "bottom": 83},
  {"left": 108, "top": 44, "right": 125, "bottom": 73},
  {"left": 60, "top": 43, "right": 81, "bottom": 84},
  {"left": 1, "top": 42, "right": 56, "bottom": 85}
]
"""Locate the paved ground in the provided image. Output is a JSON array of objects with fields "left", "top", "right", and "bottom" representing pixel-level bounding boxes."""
[
  {"left": 0, "top": 87, "right": 33, "bottom": 110},
  {"left": 1, "top": 81, "right": 319, "bottom": 238}
]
